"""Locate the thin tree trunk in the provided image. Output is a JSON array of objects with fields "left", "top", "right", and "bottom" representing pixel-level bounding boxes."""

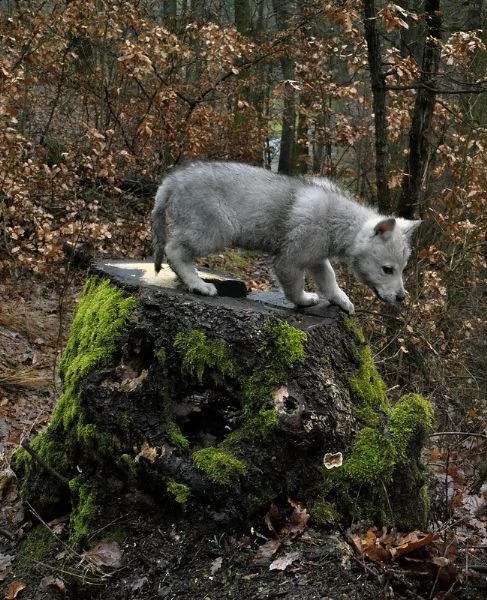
[
  {"left": 273, "top": 0, "right": 297, "bottom": 175},
  {"left": 234, "top": 0, "right": 252, "bottom": 36},
  {"left": 398, "top": 1, "right": 442, "bottom": 219},
  {"left": 363, "top": 0, "right": 391, "bottom": 213}
]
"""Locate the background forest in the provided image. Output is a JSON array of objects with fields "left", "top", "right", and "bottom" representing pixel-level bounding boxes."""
[{"left": 0, "top": 0, "right": 486, "bottom": 521}]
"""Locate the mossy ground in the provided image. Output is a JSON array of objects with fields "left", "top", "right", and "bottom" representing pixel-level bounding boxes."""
[{"left": 13, "top": 525, "right": 57, "bottom": 578}]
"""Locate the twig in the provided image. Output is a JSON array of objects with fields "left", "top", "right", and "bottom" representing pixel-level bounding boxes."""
[
  {"left": 429, "top": 431, "right": 487, "bottom": 440},
  {"left": 0, "top": 527, "right": 15, "bottom": 540},
  {"left": 352, "top": 554, "right": 380, "bottom": 579},
  {"left": 21, "top": 439, "right": 69, "bottom": 486}
]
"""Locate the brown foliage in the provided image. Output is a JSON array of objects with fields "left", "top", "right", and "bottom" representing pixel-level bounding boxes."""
[{"left": 0, "top": 0, "right": 485, "bottom": 491}]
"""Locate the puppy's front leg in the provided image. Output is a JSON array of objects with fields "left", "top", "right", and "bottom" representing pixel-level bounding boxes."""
[
  {"left": 273, "top": 258, "right": 319, "bottom": 307},
  {"left": 308, "top": 260, "right": 355, "bottom": 314}
]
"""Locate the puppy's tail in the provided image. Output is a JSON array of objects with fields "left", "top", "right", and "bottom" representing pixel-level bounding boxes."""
[{"left": 152, "top": 184, "right": 169, "bottom": 274}]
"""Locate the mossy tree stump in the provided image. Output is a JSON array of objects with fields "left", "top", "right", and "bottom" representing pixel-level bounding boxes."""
[{"left": 13, "top": 261, "right": 433, "bottom": 543}]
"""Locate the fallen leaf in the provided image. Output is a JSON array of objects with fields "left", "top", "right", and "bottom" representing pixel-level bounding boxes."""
[
  {"left": 210, "top": 556, "right": 223, "bottom": 575},
  {"left": 80, "top": 539, "right": 123, "bottom": 569},
  {"left": 394, "top": 531, "right": 438, "bottom": 556},
  {"left": 269, "top": 550, "right": 301, "bottom": 571},
  {"left": 0, "top": 553, "right": 13, "bottom": 571},
  {"left": 284, "top": 499, "right": 310, "bottom": 539},
  {"left": 4, "top": 580, "right": 27, "bottom": 600},
  {"left": 39, "top": 576, "right": 66, "bottom": 592},
  {"left": 432, "top": 556, "right": 450, "bottom": 567},
  {"left": 253, "top": 538, "right": 281, "bottom": 563},
  {"left": 131, "top": 576, "right": 148, "bottom": 593}
]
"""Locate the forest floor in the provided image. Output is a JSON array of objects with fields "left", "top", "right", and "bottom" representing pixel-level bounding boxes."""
[{"left": 1, "top": 267, "right": 486, "bottom": 600}]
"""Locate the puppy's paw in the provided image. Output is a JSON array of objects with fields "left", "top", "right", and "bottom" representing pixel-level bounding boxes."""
[
  {"left": 191, "top": 281, "right": 218, "bottom": 296},
  {"left": 330, "top": 290, "right": 355, "bottom": 314},
  {"left": 295, "top": 291, "right": 320, "bottom": 307}
]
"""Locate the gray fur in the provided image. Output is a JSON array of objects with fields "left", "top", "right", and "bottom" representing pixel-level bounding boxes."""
[{"left": 152, "top": 161, "right": 421, "bottom": 314}]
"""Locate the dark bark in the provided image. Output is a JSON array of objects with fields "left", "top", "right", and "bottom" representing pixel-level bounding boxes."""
[
  {"left": 363, "top": 0, "right": 391, "bottom": 213},
  {"left": 234, "top": 0, "right": 252, "bottom": 36},
  {"left": 273, "top": 0, "right": 298, "bottom": 175},
  {"left": 398, "top": 1, "right": 442, "bottom": 219}
]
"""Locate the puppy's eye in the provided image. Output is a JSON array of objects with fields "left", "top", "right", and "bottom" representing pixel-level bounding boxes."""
[{"left": 382, "top": 266, "right": 394, "bottom": 275}]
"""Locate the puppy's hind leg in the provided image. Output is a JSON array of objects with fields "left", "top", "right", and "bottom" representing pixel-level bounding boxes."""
[
  {"left": 165, "top": 240, "right": 217, "bottom": 296},
  {"left": 273, "top": 258, "right": 319, "bottom": 307}
]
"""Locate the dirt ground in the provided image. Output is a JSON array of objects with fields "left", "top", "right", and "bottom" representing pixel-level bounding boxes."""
[
  {"left": 1, "top": 274, "right": 486, "bottom": 600},
  {"left": 3, "top": 497, "right": 486, "bottom": 600}
]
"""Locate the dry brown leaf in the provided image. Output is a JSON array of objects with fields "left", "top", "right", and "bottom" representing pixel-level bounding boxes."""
[
  {"left": 269, "top": 550, "right": 301, "bottom": 571},
  {"left": 4, "top": 580, "right": 27, "bottom": 600},
  {"left": 284, "top": 499, "right": 310, "bottom": 539},
  {"left": 394, "top": 531, "right": 438, "bottom": 556},
  {"left": 253, "top": 538, "right": 281, "bottom": 563},
  {"left": 80, "top": 539, "right": 122, "bottom": 569}
]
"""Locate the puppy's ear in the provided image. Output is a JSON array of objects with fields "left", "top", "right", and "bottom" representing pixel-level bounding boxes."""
[
  {"left": 374, "top": 218, "right": 396, "bottom": 240},
  {"left": 397, "top": 218, "right": 422, "bottom": 239}
]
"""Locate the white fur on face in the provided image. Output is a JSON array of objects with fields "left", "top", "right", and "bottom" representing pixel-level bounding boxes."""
[{"left": 351, "top": 218, "right": 417, "bottom": 303}]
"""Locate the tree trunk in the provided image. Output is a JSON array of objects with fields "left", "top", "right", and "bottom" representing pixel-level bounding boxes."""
[
  {"left": 398, "top": 1, "right": 442, "bottom": 219},
  {"left": 363, "top": 0, "right": 391, "bottom": 213},
  {"left": 234, "top": 0, "right": 252, "bottom": 36},
  {"left": 273, "top": 0, "right": 297, "bottom": 175},
  {"left": 12, "top": 261, "right": 433, "bottom": 542}
]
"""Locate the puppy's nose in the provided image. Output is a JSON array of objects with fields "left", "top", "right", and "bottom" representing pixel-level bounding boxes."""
[{"left": 396, "top": 292, "right": 406, "bottom": 302}]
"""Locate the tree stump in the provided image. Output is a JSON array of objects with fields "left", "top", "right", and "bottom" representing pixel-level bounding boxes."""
[{"left": 13, "top": 260, "right": 433, "bottom": 543}]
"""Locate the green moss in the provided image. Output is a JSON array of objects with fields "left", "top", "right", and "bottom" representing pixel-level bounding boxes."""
[
  {"left": 172, "top": 320, "right": 305, "bottom": 445},
  {"left": 54, "top": 277, "right": 137, "bottom": 433},
  {"left": 343, "top": 427, "right": 395, "bottom": 485},
  {"left": 241, "top": 370, "right": 278, "bottom": 405},
  {"left": 342, "top": 394, "right": 433, "bottom": 488},
  {"left": 167, "top": 421, "right": 190, "bottom": 450},
  {"left": 223, "top": 248, "right": 256, "bottom": 270},
  {"left": 192, "top": 447, "right": 247, "bottom": 485},
  {"left": 14, "top": 525, "right": 56, "bottom": 575},
  {"left": 389, "top": 394, "right": 434, "bottom": 462},
  {"left": 329, "top": 392, "right": 433, "bottom": 526},
  {"left": 261, "top": 319, "right": 307, "bottom": 369},
  {"left": 350, "top": 344, "right": 388, "bottom": 409},
  {"left": 12, "top": 433, "right": 71, "bottom": 517},
  {"left": 241, "top": 319, "right": 306, "bottom": 418},
  {"left": 154, "top": 347, "right": 167, "bottom": 364},
  {"left": 232, "top": 408, "right": 279, "bottom": 442},
  {"left": 310, "top": 500, "right": 340, "bottom": 525},
  {"left": 117, "top": 454, "right": 137, "bottom": 479},
  {"left": 174, "top": 330, "right": 238, "bottom": 382},
  {"left": 343, "top": 314, "right": 366, "bottom": 343},
  {"left": 69, "top": 478, "right": 98, "bottom": 544},
  {"left": 167, "top": 480, "right": 191, "bottom": 504},
  {"left": 310, "top": 317, "right": 435, "bottom": 527}
]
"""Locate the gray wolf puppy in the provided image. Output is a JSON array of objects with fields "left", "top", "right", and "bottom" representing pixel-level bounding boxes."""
[{"left": 152, "top": 161, "right": 421, "bottom": 314}]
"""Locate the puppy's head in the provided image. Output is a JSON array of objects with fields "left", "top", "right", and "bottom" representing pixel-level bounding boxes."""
[{"left": 351, "top": 218, "right": 421, "bottom": 304}]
